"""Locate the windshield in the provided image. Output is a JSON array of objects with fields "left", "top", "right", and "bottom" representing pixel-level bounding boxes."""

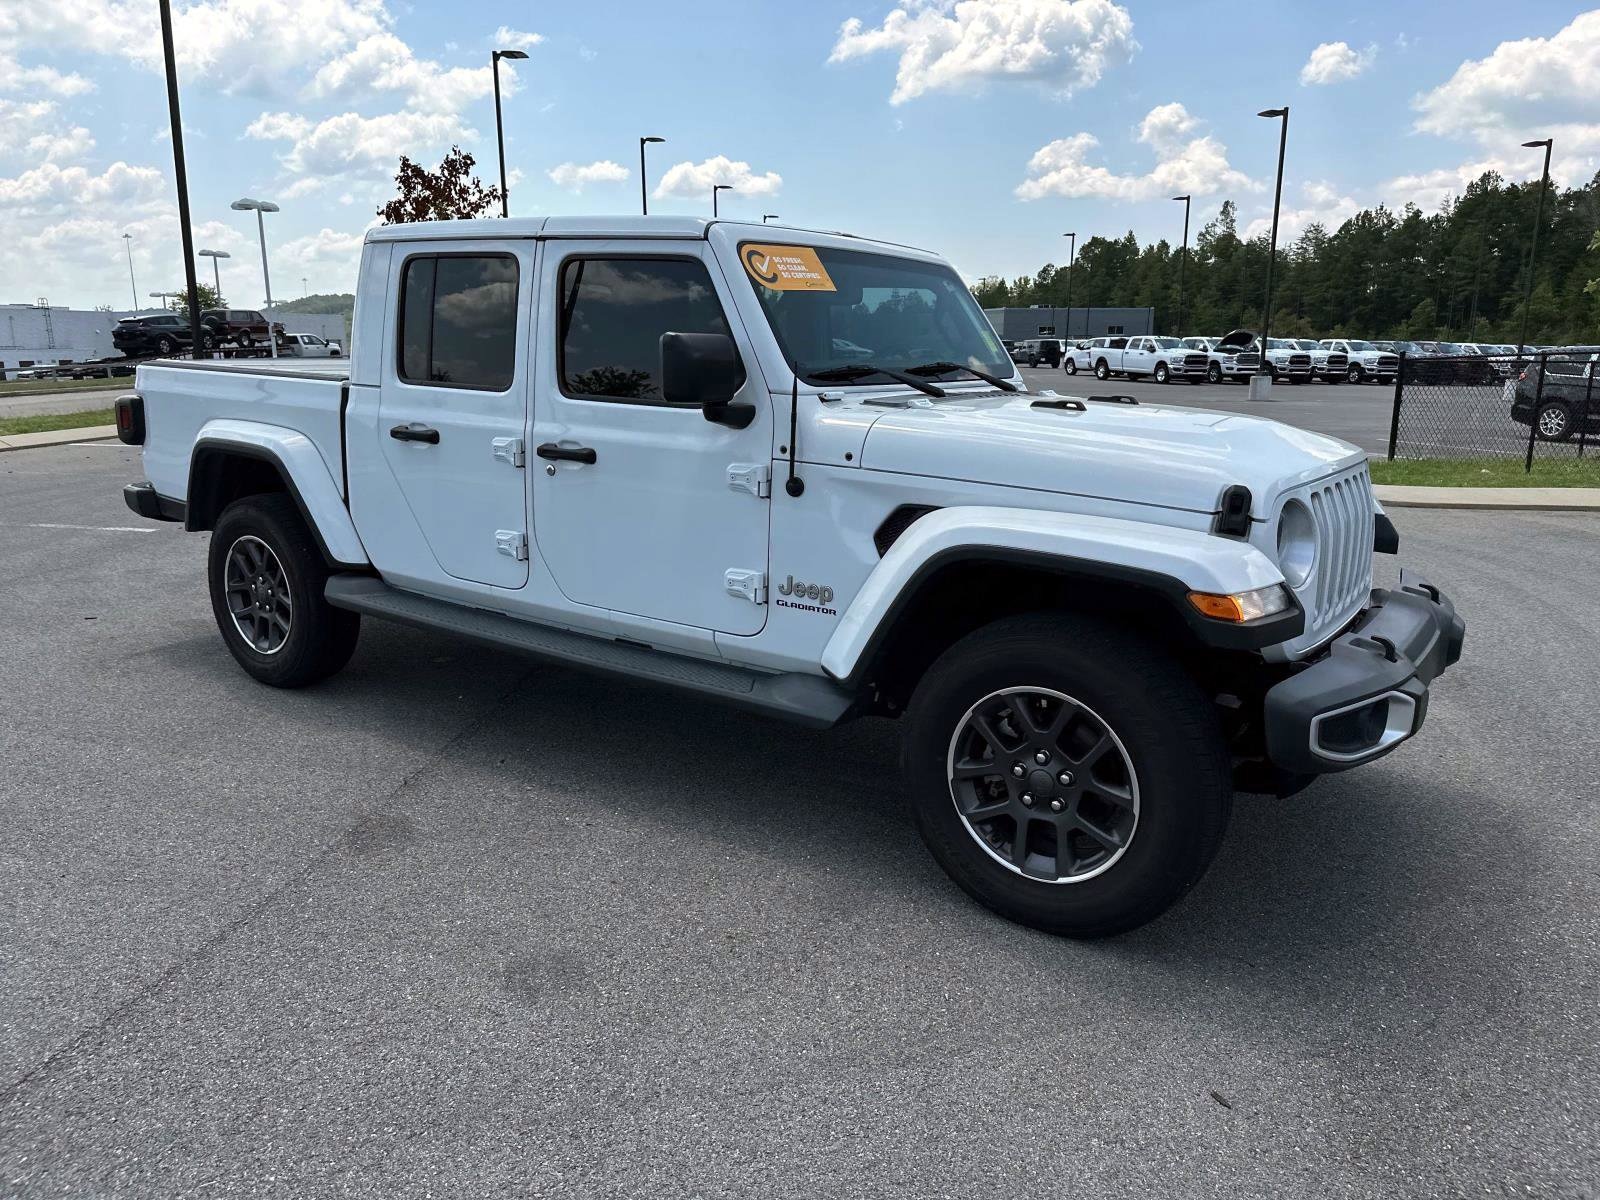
[
  {"left": 1295, "top": 340, "right": 1319, "bottom": 350},
  {"left": 1151, "top": 337, "right": 1182, "bottom": 349},
  {"left": 1346, "top": 340, "right": 1376, "bottom": 351},
  {"left": 743, "top": 243, "right": 1011, "bottom": 386},
  {"left": 1267, "top": 339, "right": 1297, "bottom": 349}
]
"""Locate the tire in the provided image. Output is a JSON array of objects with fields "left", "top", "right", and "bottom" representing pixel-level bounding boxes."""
[
  {"left": 1154, "top": 362, "right": 1170, "bottom": 384},
  {"left": 902, "top": 613, "right": 1232, "bottom": 938},
  {"left": 207, "top": 494, "right": 360, "bottom": 688},
  {"left": 1206, "top": 362, "right": 1222, "bottom": 384},
  {"left": 1535, "top": 402, "right": 1573, "bottom": 442},
  {"left": 238, "top": 331, "right": 254, "bottom": 348},
  {"left": 1094, "top": 359, "right": 1110, "bottom": 380},
  {"left": 1064, "top": 359, "right": 1078, "bottom": 375},
  {"left": 156, "top": 336, "right": 176, "bottom": 355},
  {"left": 1267, "top": 363, "right": 1279, "bottom": 381},
  {"left": 1028, "top": 356, "right": 1039, "bottom": 368},
  {"left": 1346, "top": 364, "right": 1364, "bottom": 384}
]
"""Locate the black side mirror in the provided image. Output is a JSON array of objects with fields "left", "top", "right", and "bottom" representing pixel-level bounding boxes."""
[{"left": 660, "top": 331, "right": 754, "bottom": 429}]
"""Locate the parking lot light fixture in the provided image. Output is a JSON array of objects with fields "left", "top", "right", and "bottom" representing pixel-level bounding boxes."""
[
  {"left": 1251, "top": 107, "right": 1289, "bottom": 402},
  {"left": 1062, "top": 232, "right": 1075, "bottom": 339},
  {"left": 198, "top": 248, "right": 230, "bottom": 302},
  {"left": 122, "top": 233, "right": 138, "bottom": 310},
  {"left": 762, "top": 213, "right": 779, "bottom": 224},
  {"left": 1517, "top": 138, "right": 1553, "bottom": 355},
  {"left": 231, "top": 198, "right": 281, "bottom": 358},
  {"left": 712, "top": 183, "right": 733, "bottom": 218},
  {"left": 491, "top": 49, "right": 528, "bottom": 218},
  {"left": 639, "top": 136, "right": 665, "bottom": 215},
  {"left": 1171, "top": 196, "right": 1191, "bottom": 336}
]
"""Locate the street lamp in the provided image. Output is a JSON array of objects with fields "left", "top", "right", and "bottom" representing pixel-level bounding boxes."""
[
  {"left": 712, "top": 183, "right": 733, "bottom": 218},
  {"left": 1252, "top": 106, "right": 1289, "bottom": 402},
  {"left": 1171, "top": 195, "right": 1191, "bottom": 336},
  {"left": 639, "top": 136, "right": 664, "bottom": 215},
  {"left": 1062, "top": 232, "right": 1076, "bottom": 339},
  {"left": 199, "top": 248, "right": 229, "bottom": 302},
  {"left": 149, "top": 291, "right": 171, "bottom": 310},
  {"left": 1517, "top": 138, "right": 1553, "bottom": 354},
  {"left": 491, "top": 49, "right": 528, "bottom": 218},
  {"left": 231, "top": 197, "right": 281, "bottom": 358},
  {"left": 122, "top": 233, "right": 138, "bottom": 310},
  {"left": 762, "top": 213, "right": 779, "bottom": 224}
]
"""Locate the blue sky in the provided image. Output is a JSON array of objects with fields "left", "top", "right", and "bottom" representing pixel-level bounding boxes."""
[{"left": 2, "top": 0, "right": 1596, "bottom": 310}]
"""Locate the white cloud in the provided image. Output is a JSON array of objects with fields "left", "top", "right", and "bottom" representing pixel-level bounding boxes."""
[
  {"left": 310, "top": 31, "right": 496, "bottom": 115},
  {"left": 1243, "top": 181, "right": 1361, "bottom": 240},
  {"left": 1016, "top": 102, "right": 1255, "bottom": 202},
  {"left": 273, "top": 225, "right": 370, "bottom": 293},
  {"left": 0, "top": 55, "right": 95, "bottom": 97},
  {"left": 30, "top": 126, "right": 96, "bottom": 164},
  {"left": 1299, "top": 41, "right": 1375, "bottom": 86},
  {"left": 1380, "top": 158, "right": 1513, "bottom": 212},
  {"left": 547, "top": 160, "right": 630, "bottom": 192},
  {"left": 0, "top": 161, "right": 167, "bottom": 217},
  {"left": 653, "top": 155, "right": 782, "bottom": 200},
  {"left": 1412, "top": 11, "right": 1600, "bottom": 183},
  {"left": 248, "top": 108, "right": 474, "bottom": 182},
  {"left": 0, "top": 99, "right": 59, "bottom": 156},
  {"left": 492, "top": 26, "right": 543, "bottom": 49},
  {"left": 829, "top": 0, "right": 1136, "bottom": 105}
]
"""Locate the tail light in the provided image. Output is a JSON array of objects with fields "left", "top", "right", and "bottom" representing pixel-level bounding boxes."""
[{"left": 114, "top": 394, "right": 145, "bottom": 445}]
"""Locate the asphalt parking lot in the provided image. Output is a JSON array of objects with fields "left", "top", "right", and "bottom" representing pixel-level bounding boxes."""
[
  {"left": 1017, "top": 366, "right": 1399, "bottom": 453},
  {"left": 3, "top": 444, "right": 1598, "bottom": 1198}
]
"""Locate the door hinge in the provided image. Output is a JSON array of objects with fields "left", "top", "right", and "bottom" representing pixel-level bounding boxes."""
[
  {"left": 724, "top": 568, "right": 766, "bottom": 605},
  {"left": 727, "top": 462, "right": 770, "bottom": 498},
  {"left": 496, "top": 530, "right": 528, "bottom": 561},
  {"left": 492, "top": 436, "right": 526, "bottom": 468}
]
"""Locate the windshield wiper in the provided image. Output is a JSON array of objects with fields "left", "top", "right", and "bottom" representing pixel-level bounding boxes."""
[
  {"left": 807, "top": 363, "right": 946, "bottom": 398},
  {"left": 905, "top": 360, "right": 1019, "bottom": 392}
]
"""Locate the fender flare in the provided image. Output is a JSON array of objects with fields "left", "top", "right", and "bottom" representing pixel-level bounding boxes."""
[
  {"left": 820, "top": 506, "right": 1296, "bottom": 683},
  {"left": 187, "top": 419, "right": 369, "bottom": 567}
]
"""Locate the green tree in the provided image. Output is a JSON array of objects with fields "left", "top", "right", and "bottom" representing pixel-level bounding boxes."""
[
  {"left": 165, "top": 282, "right": 222, "bottom": 313},
  {"left": 378, "top": 145, "right": 503, "bottom": 224}
]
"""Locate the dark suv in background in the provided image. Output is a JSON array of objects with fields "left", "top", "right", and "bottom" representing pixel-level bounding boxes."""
[
  {"left": 111, "top": 313, "right": 202, "bottom": 357},
  {"left": 1511, "top": 348, "right": 1600, "bottom": 441},
  {"left": 200, "top": 309, "right": 283, "bottom": 348}
]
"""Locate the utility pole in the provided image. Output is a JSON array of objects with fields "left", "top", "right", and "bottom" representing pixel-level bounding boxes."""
[
  {"left": 157, "top": 0, "right": 206, "bottom": 356},
  {"left": 1517, "top": 138, "right": 1553, "bottom": 353},
  {"left": 1172, "top": 194, "right": 1191, "bottom": 336},
  {"left": 1251, "top": 107, "right": 1289, "bottom": 402}
]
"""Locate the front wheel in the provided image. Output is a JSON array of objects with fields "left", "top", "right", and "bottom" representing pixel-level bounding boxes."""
[
  {"left": 1347, "top": 364, "right": 1364, "bottom": 384},
  {"left": 1064, "top": 359, "right": 1078, "bottom": 375},
  {"left": 208, "top": 494, "right": 360, "bottom": 687},
  {"left": 902, "top": 614, "right": 1232, "bottom": 938},
  {"left": 1154, "top": 362, "right": 1170, "bottom": 384},
  {"left": 1206, "top": 362, "right": 1222, "bottom": 384}
]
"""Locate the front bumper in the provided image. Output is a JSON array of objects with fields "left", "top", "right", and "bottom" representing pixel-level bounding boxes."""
[{"left": 1262, "top": 571, "right": 1464, "bottom": 774}]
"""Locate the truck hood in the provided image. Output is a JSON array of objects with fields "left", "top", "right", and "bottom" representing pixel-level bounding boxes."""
[{"left": 857, "top": 392, "right": 1365, "bottom": 517}]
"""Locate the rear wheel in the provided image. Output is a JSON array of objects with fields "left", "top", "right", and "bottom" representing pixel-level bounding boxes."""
[
  {"left": 1094, "top": 360, "right": 1110, "bottom": 380},
  {"left": 238, "top": 331, "right": 255, "bottom": 348},
  {"left": 207, "top": 494, "right": 360, "bottom": 688},
  {"left": 902, "top": 614, "right": 1232, "bottom": 938},
  {"left": 1535, "top": 402, "right": 1573, "bottom": 441}
]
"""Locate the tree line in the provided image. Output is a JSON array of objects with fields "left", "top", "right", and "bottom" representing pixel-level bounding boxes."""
[{"left": 971, "top": 171, "right": 1600, "bottom": 345}]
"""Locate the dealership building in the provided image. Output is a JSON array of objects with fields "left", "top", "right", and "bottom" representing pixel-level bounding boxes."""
[
  {"left": 0, "top": 302, "right": 347, "bottom": 379},
  {"left": 983, "top": 305, "right": 1156, "bottom": 342}
]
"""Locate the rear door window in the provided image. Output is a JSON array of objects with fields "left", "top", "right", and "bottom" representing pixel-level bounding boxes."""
[{"left": 397, "top": 254, "right": 519, "bottom": 390}]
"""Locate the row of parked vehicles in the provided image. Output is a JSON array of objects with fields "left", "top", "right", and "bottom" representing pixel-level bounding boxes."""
[
  {"left": 110, "top": 309, "right": 342, "bottom": 359},
  {"left": 1006, "top": 333, "right": 1553, "bottom": 387}
]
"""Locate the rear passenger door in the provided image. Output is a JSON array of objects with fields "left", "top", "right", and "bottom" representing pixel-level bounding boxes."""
[{"left": 378, "top": 243, "right": 533, "bottom": 589}]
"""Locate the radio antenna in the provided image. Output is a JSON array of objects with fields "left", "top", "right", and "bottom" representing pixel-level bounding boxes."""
[{"left": 785, "top": 374, "right": 805, "bottom": 497}]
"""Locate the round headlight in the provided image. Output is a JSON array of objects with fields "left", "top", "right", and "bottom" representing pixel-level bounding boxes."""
[{"left": 1276, "top": 499, "right": 1317, "bottom": 588}]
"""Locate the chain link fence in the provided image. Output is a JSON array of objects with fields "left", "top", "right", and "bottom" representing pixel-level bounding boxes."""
[{"left": 1387, "top": 350, "right": 1599, "bottom": 470}]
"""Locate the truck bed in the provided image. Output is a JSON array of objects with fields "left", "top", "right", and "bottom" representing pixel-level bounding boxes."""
[{"left": 135, "top": 358, "right": 349, "bottom": 505}]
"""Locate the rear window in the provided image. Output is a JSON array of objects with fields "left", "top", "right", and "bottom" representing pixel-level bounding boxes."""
[{"left": 397, "top": 254, "right": 519, "bottom": 390}]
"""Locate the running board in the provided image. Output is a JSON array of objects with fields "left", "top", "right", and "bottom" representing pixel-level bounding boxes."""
[{"left": 324, "top": 575, "right": 855, "bottom": 729}]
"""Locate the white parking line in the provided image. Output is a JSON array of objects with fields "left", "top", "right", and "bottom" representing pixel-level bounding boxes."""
[{"left": 20, "top": 523, "right": 155, "bottom": 533}]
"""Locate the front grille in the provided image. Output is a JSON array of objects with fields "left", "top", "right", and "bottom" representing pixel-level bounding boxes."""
[
  {"left": 1289, "top": 354, "right": 1311, "bottom": 370},
  {"left": 1377, "top": 355, "right": 1398, "bottom": 371},
  {"left": 1286, "top": 464, "right": 1375, "bottom": 655},
  {"left": 1183, "top": 354, "right": 1207, "bottom": 369},
  {"left": 1326, "top": 354, "right": 1348, "bottom": 370},
  {"left": 1236, "top": 352, "right": 1260, "bottom": 367}
]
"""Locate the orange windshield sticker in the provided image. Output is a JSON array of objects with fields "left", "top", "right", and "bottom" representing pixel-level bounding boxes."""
[{"left": 741, "top": 244, "right": 836, "bottom": 292}]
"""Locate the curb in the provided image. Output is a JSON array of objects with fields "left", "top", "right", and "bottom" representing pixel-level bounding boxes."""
[
  {"left": 0, "top": 425, "right": 118, "bottom": 452},
  {"left": 1375, "top": 484, "right": 1600, "bottom": 511}
]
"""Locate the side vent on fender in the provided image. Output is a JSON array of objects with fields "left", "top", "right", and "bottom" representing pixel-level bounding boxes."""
[
  {"left": 1213, "top": 484, "right": 1254, "bottom": 538},
  {"left": 874, "top": 505, "right": 940, "bottom": 556}
]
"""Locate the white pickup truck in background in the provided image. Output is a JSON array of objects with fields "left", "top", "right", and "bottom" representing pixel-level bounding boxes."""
[
  {"left": 1294, "top": 339, "right": 1348, "bottom": 384},
  {"left": 1083, "top": 335, "right": 1208, "bottom": 384},
  {"left": 1180, "top": 332, "right": 1261, "bottom": 384},
  {"left": 1320, "top": 338, "right": 1401, "bottom": 384},
  {"left": 117, "top": 215, "right": 1463, "bottom": 939}
]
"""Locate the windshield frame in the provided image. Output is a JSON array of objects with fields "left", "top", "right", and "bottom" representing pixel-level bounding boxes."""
[{"left": 737, "top": 240, "right": 1013, "bottom": 389}]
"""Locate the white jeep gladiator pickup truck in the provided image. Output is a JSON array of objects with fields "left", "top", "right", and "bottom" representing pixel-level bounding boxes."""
[{"left": 118, "top": 216, "right": 1464, "bottom": 937}]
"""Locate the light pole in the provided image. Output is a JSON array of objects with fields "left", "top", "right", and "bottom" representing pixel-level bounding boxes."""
[
  {"left": 149, "top": 291, "right": 171, "bottom": 310},
  {"left": 1062, "top": 232, "right": 1076, "bottom": 339},
  {"left": 491, "top": 48, "right": 528, "bottom": 218},
  {"left": 157, "top": 0, "right": 206, "bottom": 356},
  {"left": 231, "top": 197, "right": 280, "bottom": 358},
  {"left": 639, "top": 136, "right": 664, "bottom": 215},
  {"left": 302, "top": 276, "right": 308, "bottom": 297},
  {"left": 762, "top": 213, "right": 779, "bottom": 224},
  {"left": 712, "top": 184, "right": 733, "bottom": 218},
  {"left": 1517, "top": 138, "right": 1553, "bottom": 354},
  {"left": 1251, "top": 106, "right": 1289, "bottom": 402},
  {"left": 1468, "top": 218, "right": 1488, "bottom": 341},
  {"left": 122, "top": 233, "right": 138, "bottom": 309},
  {"left": 199, "top": 248, "right": 229, "bottom": 302},
  {"left": 1172, "top": 194, "right": 1191, "bottom": 336}
]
